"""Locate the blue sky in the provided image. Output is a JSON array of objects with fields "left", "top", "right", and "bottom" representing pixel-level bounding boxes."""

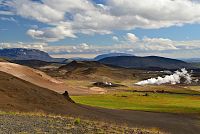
[{"left": 1, "top": 0, "right": 200, "bottom": 58}]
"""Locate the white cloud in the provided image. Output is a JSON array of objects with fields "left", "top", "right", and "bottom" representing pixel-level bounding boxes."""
[
  {"left": 0, "top": 42, "right": 47, "bottom": 50},
  {"left": 141, "top": 37, "right": 178, "bottom": 51},
  {"left": 79, "top": 43, "right": 90, "bottom": 50},
  {"left": 2, "top": 0, "right": 200, "bottom": 59},
  {"left": 107, "top": 0, "right": 200, "bottom": 23},
  {"left": 3, "top": 0, "right": 200, "bottom": 42},
  {"left": 0, "top": 11, "right": 14, "bottom": 15},
  {"left": 43, "top": 0, "right": 93, "bottom": 12},
  {"left": 0, "top": 17, "right": 17, "bottom": 23},
  {"left": 126, "top": 33, "right": 139, "bottom": 43},
  {"left": 10, "top": 0, "right": 64, "bottom": 23},
  {"left": 27, "top": 26, "right": 76, "bottom": 42},
  {"left": 112, "top": 36, "right": 119, "bottom": 41},
  {"left": 2, "top": 39, "right": 200, "bottom": 58}
]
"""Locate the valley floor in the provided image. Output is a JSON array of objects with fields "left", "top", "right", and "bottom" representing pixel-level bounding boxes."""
[{"left": 72, "top": 91, "right": 200, "bottom": 114}]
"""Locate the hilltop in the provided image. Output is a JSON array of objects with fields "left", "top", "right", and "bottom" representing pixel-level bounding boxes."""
[
  {"left": 57, "top": 60, "right": 145, "bottom": 81},
  {"left": 99, "top": 56, "right": 194, "bottom": 70},
  {"left": 0, "top": 62, "right": 68, "bottom": 94},
  {"left": 94, "top": 53, "right": 134, "bottom": 60}
]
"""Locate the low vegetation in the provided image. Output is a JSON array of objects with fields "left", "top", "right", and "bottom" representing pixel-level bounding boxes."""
[
  {"left": 0, "top": 111, "right": 164, "bottom": 134},
  {"left": 72, "top": 92, "right": 200, "bottom": 114}
]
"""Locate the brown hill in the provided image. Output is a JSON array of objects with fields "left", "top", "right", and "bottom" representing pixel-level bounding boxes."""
[
  {"left": 58, "top": 61, "right": 139, "bottom": 81},
  {"left": 0, "top": 62, "right": 67, "bottom": 94},
  {"left": 57, "top": 61, "right": 167, "bottom": 82},
  {"left": 0, "top": 71, "right": 107, "bottom": 116},
  {"left": 0, "top": 62, "right": 109, "bottom": 95},
  {"left": 0, "top": 71, "right": 75, "bottom": 114},
  {"left": 11, "top": 60, "right": 52, "bottom": 68}
]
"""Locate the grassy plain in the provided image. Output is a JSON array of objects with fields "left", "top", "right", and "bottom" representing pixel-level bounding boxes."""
[{"left": 72, "top": 91, "right": 200, "bottom": 114}]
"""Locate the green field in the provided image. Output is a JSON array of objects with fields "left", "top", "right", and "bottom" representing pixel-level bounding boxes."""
[{"left": 72, "top": 92, "right": 200, "bottom": 114}]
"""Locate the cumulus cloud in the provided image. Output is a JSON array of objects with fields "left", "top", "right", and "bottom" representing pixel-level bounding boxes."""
[
  {"left": 9, "top": 0, "right": 64, "bottom": 23},
  {"left": 0, "top": 42, "right": 47, "bottom": 50},
  {"left": 126, "top": 33, "right": 139, "bottom": 43},
  {"left": 107, "top": 0, "right": 200, "bottom": 24},
  {"left": 112, "top": 36, "right": 119, "bottom": 41},
  {"left": 27, "top": 26, "right": 76, "bottom": 42},
  {"left": 3, "top": 39, "right": 200, "bottom": 58},
  {"left": 3, "top": 0, "right": 200, "bottom": 42},
  {"left": 121, "top": 33, "right": 177, "bottom": 51},
  {"left": 141, "top": 37, "right": 178, "bottom": 51},
  {"left": 79, "top": 43, "right": 90, "bottom": 50},
  {"left": 2, "top": 0, "right": 200, "bottom": 58},
  {"left": 45, "top": 36, "right": 200, "bottom": 57}
]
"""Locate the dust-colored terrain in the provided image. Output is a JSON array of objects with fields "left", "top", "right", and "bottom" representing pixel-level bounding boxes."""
[
  {"left": 49, "top": 61, "right": 200, "bottom": 97},
  {"left": 0, "top": 62, "right": 67, "bottom": 93},
  {"left": 44, "top": 60, "right": 163, "bottom": 81},
  {"left": 12, "top": 60, "right": 199, "bottom": 95},
  {"left": 0, "top": 62, "right": 107, "bottom": 95}
]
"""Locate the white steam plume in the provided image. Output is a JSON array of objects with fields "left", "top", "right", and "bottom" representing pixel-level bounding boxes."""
[{"left": 136, "top": 68, "right": 192, "bottom": 85}]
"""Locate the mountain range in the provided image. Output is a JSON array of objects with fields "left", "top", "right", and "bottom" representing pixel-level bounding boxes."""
[
  {"left": 0, "top": 48, "right": 65, "bottom": 62},
  {"left": 181, "top": 58, "right": 200, "bottom": 63},
  {"left": 0, "top": 48, "right": 197, "bottom": 70}
]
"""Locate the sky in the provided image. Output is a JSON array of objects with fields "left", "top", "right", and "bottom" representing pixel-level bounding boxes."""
[{"left": 1, "top": 0, "right": 200, "bottom": 58}]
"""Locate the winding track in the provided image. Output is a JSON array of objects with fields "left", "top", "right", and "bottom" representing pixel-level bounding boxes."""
[{"left": 73, "top": 104, "right": 200, "bottom": 134}]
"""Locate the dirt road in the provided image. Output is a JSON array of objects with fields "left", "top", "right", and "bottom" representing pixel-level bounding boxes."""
[
  {"left": 0, "top": 113, "right": 157, "bottom": 134},
  {"left": 74, "top": 104, "right": 200, "bottom": 134}
]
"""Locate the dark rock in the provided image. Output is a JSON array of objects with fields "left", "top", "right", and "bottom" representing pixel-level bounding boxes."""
[
  {"left": 63, "top": 91, "right": 75, "bottom": 103},
  {"left": 143, "top": 93, "right": 149, "bottom": 96}
]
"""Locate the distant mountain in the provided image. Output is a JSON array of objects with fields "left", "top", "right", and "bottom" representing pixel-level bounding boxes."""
[
  {"left": 181, "top": 58, "right": 200, "bottom": 63},
  {"left": 99, "top": 56, "right": 195, "bottom": 70},
  {"left": 69, "top": 57, "right": 93, "bottom": 61},
  {"left": 11, "top": 60, "right": 52, "bottom": 68},
  {"left": 59, "top": 60, "right": 104, "bottom": 71},
  {"left": 94, "top": 53, "right": 133, "bottom": 61},
  {"left": 0, "top": 48, "right": 65, "bottom": 62}
]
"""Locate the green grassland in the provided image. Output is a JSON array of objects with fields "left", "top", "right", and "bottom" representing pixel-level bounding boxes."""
[{"left": 72, "top": 92, "right": 200, "bottom": 114}]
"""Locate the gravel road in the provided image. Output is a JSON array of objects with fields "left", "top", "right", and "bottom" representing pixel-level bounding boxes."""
[{"left": 0, "top": 113, "right": 161, "bottom": 134}]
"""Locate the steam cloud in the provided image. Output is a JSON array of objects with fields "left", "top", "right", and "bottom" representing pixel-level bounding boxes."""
[{"left": 136, "top": 68, "right": 192, "bottom": 85}]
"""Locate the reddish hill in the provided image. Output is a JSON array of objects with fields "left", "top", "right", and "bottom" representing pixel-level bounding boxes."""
[{"left": 0, "top": 62, "right": 67, "bottom": 94}]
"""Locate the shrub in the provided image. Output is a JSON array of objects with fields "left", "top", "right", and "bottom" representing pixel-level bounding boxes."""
[{"left": 74, "top": 118, "right": 81, "bottom": 125}]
